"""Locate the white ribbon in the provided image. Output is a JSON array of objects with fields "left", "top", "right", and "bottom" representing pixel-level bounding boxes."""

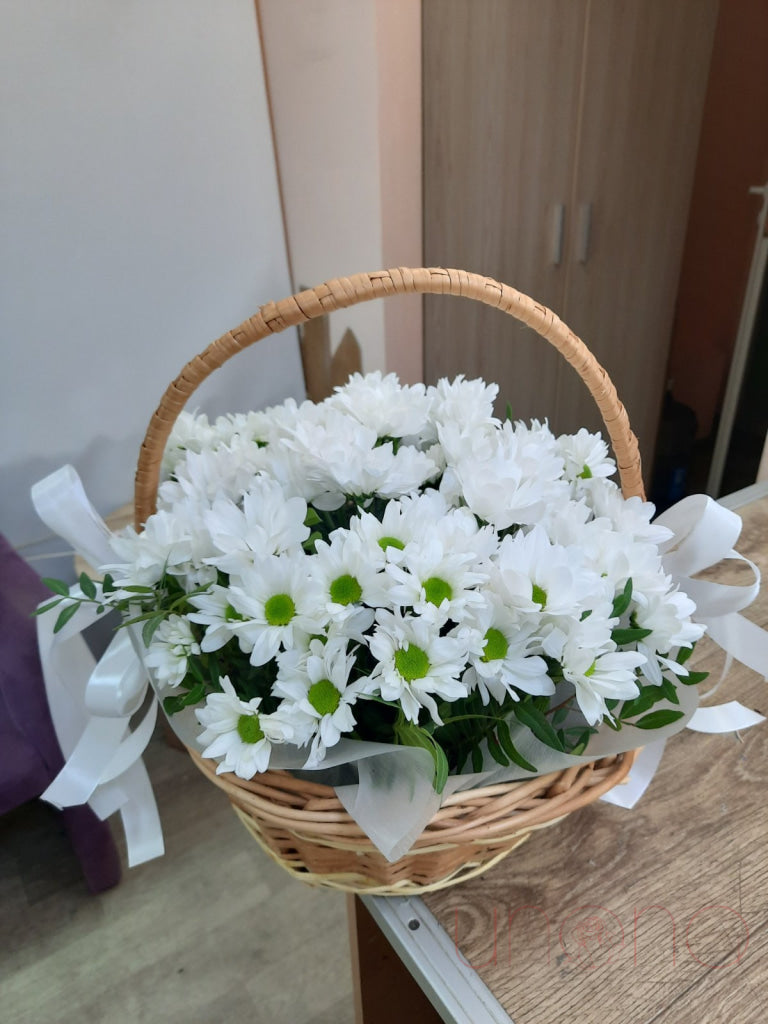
[
  {"left": 31, "top": 470, "right": 163, "bottom": 868},
  {"left": 602, "top": 494, "right": 767, "bottom": 809}
]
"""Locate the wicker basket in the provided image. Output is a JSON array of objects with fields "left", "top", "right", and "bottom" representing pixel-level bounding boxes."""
[{"left": 134, "top": 268, "right": 643, "bottom": 894}]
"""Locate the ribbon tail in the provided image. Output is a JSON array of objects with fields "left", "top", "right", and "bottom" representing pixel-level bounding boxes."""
[
  {"left": 599, "top": 740, "right": 668, "bottom": 808},
  {"left": 706, "top": 612, "right": 768, "bottom": 680},
  {"left": 687, "top": 701, "right": 766, "bottom": 734},
  {"left": 89, "top": 761, "right": 165, "bottom": 867}
]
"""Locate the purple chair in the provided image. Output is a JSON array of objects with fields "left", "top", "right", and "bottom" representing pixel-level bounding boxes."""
[{"left": 0, "top": 534, "right": 121, "bottom": 893}]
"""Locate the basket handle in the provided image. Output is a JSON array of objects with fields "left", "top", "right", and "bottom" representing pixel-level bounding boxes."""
[{"left": 134, "top": 267, "right": 643, "bottom": 528}]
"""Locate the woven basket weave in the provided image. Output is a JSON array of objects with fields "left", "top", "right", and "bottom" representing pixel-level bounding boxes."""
[{"left": 135, "top": 268, "right": 642, "bottom": 894}]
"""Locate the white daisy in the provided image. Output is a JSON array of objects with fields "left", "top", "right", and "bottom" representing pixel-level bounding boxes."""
[
  {"left": 368, "top": 610, "right": 469, "bottom": 724},
  {"left": 463, "top": 600, "right": 553, "bottom": 704},
  {"left": 274, "top": 637, "right": 366, "bottom": 767},
  {"left": 557, "top": 427, "right": 616, "bottom": 484},
  {"left": 225, "top": 555, "right": 327, "bottom": 666},
  {"left": 560, "top": 643, "right": 644, "bottom": 726},
  {"left": 310, "top": 530, "right": 386, "bottom": 625},
  {"left": 194, "top": 676, "right": 295, "bottom": 779}
]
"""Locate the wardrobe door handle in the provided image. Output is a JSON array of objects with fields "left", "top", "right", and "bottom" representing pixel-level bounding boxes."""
[
  {"left": 551, "top": 203, "right": 565, "bottom": 266},
  {"left": 576, "top": 202, "right": 592, "bottom": 263}
]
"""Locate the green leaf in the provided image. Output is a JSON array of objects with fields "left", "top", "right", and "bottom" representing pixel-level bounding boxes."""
[
  {"left": 304, "top": 508, "right": 321, "bottom": 527},
  {"left": 163, "top": 694, "right": 187, "bottom": 716},
  {"left": 102, "top": 573, "right": 115, "bottom": 593},
  {"left": 675, "top": 645, "right": 694, "bottom": 666},
  {"left": 551, "top": 706, "right": 569, "bottom": 727},
  {"left": 633, "top": 709, "right": 685, "bottom": 730},
  {"left": 505, "top": 401, "right": 514, "bottom": 422},
  {"left": 185, "top": 657, "right": 205, "bottom": 684},
  {"left": 79, "top": 572, "right": 98, "bottom": 599},
  {"left": 660, "top": 677, "right": 680, "bottom": 705},
  {"left": 34, "top": 598, "right": 64, "bottom": 616},
  {"left": 394, "top": 719, "right": 450, "bottom": 794},
  {"left": 42, "top": 577, "right": 71, "bottom": 597},
  {"left": 121, "top": 584, "right": 157, "bottom": 594},
  {"left": 486, "top": 730, "right": 509, "bottom": 767},
  {"left": 180, "top": 681, "right": 206, "bottom": 707},
  {"left": 432, "top": 741, "right": 450, "bottom": 795},
  {"left": 611, "top": 626, "right": 653, "bottom": 646},
  {"left": 142, "top": 615, "right": 165, "bottom": 647},
  {"left": 54, "top": 602, "right": 80, "bottom": 633},
  {"left": 611, "top": 578, "right": 634, "bottom": 619},
  {"left": 496, "top": 720, "right": 538, "bottom": 773},
  {"left": 619, "top": 690, "right": 657, "bottom": 719},
  {"left": 514, "top": 703, "right": 565, "bottom": 752},
  {"left": 471, "top": 745, "right": 484, "bottom": 773},
  {"left": 679, "top": 669, "right": 710, "bottom": 687}
]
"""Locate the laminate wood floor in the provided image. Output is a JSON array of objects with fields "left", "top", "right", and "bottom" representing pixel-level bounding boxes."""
[{"left": 0, "top": 733, "right": 355, "bottom": 1024}]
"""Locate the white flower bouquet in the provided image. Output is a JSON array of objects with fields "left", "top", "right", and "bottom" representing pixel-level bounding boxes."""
[{"left": 41, "top": 371, "right": 707, "bottom": 803}]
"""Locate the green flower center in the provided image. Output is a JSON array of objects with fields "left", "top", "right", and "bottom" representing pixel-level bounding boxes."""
[
  {"left": 378, "top": 535, "right": 405, "bottom": 552},
  {"left": 308, "top": 678, "right": 341, "bottom": 716},
  {"left": 394, "top": 643, "right": 430, "bottom": 681},
  {"left": 481, "top": 627, "right": 509, "bottom": 663},
  {"left": 329, "top": 573, "right": 363, "bottom": 606},
  {"left": 237, "top": 713, "right": 265, "bottom": 744},
  {"left": 578, "top": 463, "right": 593, "bottom": 479},
  {"left": 264, "top": 593, "right": 296, "bottom": 626},
  {"left": 423, "top": 576, "right": 452, "bottom": 607},
  {"left": 584, "top": 661, "right": 597, "bottom": 677},
  {"left": 532, "top": 583, "right": 547, "bottom": 608}
]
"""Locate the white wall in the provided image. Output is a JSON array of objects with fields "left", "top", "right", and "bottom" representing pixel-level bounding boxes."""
[
  {"left": 1, "top": 0, "right": 304, "bottom": 557},
  {"left": 258, "top": 0, "right": 423, "bottom": 380}
]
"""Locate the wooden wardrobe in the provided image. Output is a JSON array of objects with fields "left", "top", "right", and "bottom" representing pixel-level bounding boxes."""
[{"left": 423, "top": 0, "right": 719, "bottom": 477}]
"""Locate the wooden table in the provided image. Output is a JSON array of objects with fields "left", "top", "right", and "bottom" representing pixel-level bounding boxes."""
[{"left": 351, "top": 484, "right": 768, "bottom": 1023}]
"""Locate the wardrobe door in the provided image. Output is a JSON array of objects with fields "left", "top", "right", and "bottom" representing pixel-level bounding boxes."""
[
  {"left": 556, "top": 0, "right": 719, "bottom": 469},
  {"left": 423, "top": 0, "right": 587, "bottom": 423}
]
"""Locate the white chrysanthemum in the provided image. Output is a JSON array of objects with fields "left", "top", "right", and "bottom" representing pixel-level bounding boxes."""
[
  {"left": 368, "top": 610, "right": 469, "bottom": 724},
  {"left": 582, "top": 478, "right": 673, "bottom": 548},
  {"left": 204, "top": 477, "right": 309, "bottom": 574},
  {"left": 494, "top": 526, "right": 607, "bottom": 620},
  {"left": 158, "top": 444, "right": 267, "bottom": 509},
  {"left": 428, "top": 375, "right": 499, "bottom": 434},
  {"left": 144, "top": 614, "right": 201, "bottom": 688},
  {"left": 309, "top": 530, "right": 386, "bottom": 624},
  {"left": 557, "top": 427, "right": 616, "bottom": 484},
  {"left": 195, "top": 676, "right": 295, "bottom": 778},
  {"left": 634, "top": 589, "right": 706, "bottom": 684},
  {"left": 274, "top": 637, "right": 366, "bottom": 767},
  {"left": 225, "top": 555, "right": 327, "bottom": 666},
  {"left": 347, "top": 490, "right": 442, "bottom": 568},
  {"left": 560, "top": 642, "right": 644, "bottom": 726},
  {"left": 328, "top": 371, "right": 433, "bottom": 439},
  {"left": 385, "top": 535, "right": 488, "bottom": 623},
  {"left": 108, "top": 509, "right": 197, "bottom": 588},
  {"left": 462, "top": 600, "right": 553, "bottom": 705},
  {"left": 162, "top": 411, "right": 218, "bottom": 478},
  {"left": 443, "top": 420, "right": 569, "bottom": 530},
  {"left": 187, "top": 584, "right": 241, "bottom": 653}
]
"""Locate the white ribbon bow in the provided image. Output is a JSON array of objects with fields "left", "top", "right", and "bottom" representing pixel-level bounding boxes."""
[
  {"left": 602, "top": 494, "right": 767, "bottom": 808},
  {"left": 31, "top": 468, "right": 163, "bottom": 867}
]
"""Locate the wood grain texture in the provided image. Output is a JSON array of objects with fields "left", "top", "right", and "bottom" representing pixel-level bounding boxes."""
[
  {"left": 0, "top": 737, "right": 355, "bottom": 1024},
  {"left": 424, "top": 494, "right": 768, "bottom": 1023},
  {"left": 557, "top": 0, "right": 719, "bottom": 466},
  {"left": 423, "top": 0, "right": 717, "bottom": 480},
  {"left": 423, "top": 0, "right": 586, "bottom": 424}
]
